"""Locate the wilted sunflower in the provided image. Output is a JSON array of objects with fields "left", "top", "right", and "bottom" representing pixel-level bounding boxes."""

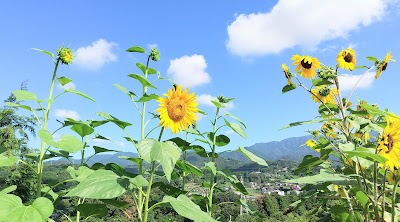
[
  {"left": 282, "top": 64, "right": 293, "bottom": 85},
  {"left": 311, "top": 86, "right": 338, "bottom": 104},
  {"left": 291, "top": 55, "right": 320, "bottom": 79},
  {"left": 156, "top": 85, "right": 198, "bottom": 134},
  {"left": 375, "top": 52, "right": 393, "bottom": 79},
  {"left": 337, "top": 48, "right": 356, "bottom": 71},
  {"left": 377, "top": 115, "right": 400, "bottom": 171}
]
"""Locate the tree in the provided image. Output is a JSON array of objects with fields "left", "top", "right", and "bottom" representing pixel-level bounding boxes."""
[{"left": 0, "top": 81, "right": 37, "bottom": 158}]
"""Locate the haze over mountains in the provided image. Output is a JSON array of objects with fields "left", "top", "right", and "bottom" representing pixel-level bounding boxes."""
[{"left": 48, "top": 135, "right": 317, "bottom": 168}]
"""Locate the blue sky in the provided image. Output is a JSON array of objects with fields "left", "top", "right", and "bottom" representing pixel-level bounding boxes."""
[{"left": 2, "top": 0, "right": 400, "bottom": 157}]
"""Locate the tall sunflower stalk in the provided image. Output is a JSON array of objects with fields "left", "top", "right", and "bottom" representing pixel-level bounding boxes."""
[
  {"left": 36, "top": 47, "right": 74, "bottom": 197},
  {"left": 282, "top": 49, "right": 398, "bottom": 221}
]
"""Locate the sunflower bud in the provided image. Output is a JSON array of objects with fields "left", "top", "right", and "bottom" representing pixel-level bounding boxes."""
[
  {"left": 150, "top": 48, "right": 160, "bottom": 61},
  {"left": 318, "top": 66, "right": 336, "bottom": 79},
  {"left": 217, "top": 95, "right": 229, "bottom": 104},
  {"left": 318, "top": 86, "right": 331, "bottom": 96},
  {"left": 57, "top": 47, "right": 74, "bottom": 65}
]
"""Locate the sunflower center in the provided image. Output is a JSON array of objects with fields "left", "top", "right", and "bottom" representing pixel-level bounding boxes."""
[
  {"left": 318, "top": 87, "right": 331, "bottom": 97},
  {"left": 344, "top": 52, "right": 353, "bottom": 63},
  {"left": 167, "top": 98, "right": 187, "bottom": 122},
  {"left": 382, "top": 62, "right": 388, "bottom": 71},
  {"left": 301, "top": 59, "right": 312, "bottom": 69},
  {"left": 386, "top": 134, "right": 394, "bottom": 153}
]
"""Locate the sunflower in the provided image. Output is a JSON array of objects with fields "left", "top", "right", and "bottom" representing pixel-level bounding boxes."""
[
  {"left": 291, "top": 55, "right": 320, "bottom": 79},
  {"left": 305, "top": 139, "right": 317, "bottom": 148},
  {"left": 156, "top": 85, "right": 198, "bottom": 134},
  {"left": 305, "top": 139, "right": 320, "bottom": 152},
  {"left": 337, "top": 48, "right": 356, "bottom": 71},
  {"left": 375, "top": 52, "right": 393, "bottom": 79},
  {"left": 311, "top": 86, "right": 338, "bottom": 104},
  {"left": 282, "top": 64, "right": 293, "bottom": 85},
  {"left": 322, "top": 122, "right": 337, "bottom": 139},
  {"left": 57, "top": 46, "right": 74, "bottom": 65},
  {"left": 377, "top": 115, "right": 400, "bottom": 171}
]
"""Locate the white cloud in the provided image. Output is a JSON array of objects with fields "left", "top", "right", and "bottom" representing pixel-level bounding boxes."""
[
  {"left": 74, "top": 39, "right": 118, "bottom": 70},
  {"left": 197, "top": 94, "right": 235, "bottom": 110},
  {"left": 168, "top": 54, "right": 211, "bottom": 88},
  {"left": 147, "top": 43, "right": 158, "bottom": 49},
  {"left": 338, "top": 71, "right": 375, "bottom": 91},
  {"left": 227, "top": 0, "right": 390, "bottom": 56},
  {"left": 57, "top": 82, "right": 76, "bottom": 90},
  {"left": 197, "top": 94, "right": 214, "bottom": 106},
  {"left": 54, "top": 109, "right": 80, "bottom": 120}
]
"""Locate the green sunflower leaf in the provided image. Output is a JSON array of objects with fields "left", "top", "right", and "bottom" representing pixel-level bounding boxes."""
[
  {"left": 312, "top": 79, "right": 334, "bottom": 86},
  {"left": 280, "top": 119, "right": 322, "bottom": 130},
  {"left": 136, "top": 139, "right": 181, "bottom": 182},
  {"left": 135, "top": 93, "right": 159, "bottom": 102},
  {"left": 12, "top": 90, "right": 38, "bottom": 101},
  {"left": 163, "top": 195, "right": 218, "bottom": 222},
  {"left": 126, "top": 46, "right": 146, "bottom": 53},
  {"left": 128, "top": 74, "right": 157, "bottom": 89},
  {"left": 366, "top": 56, "right": 379, "bottom": 63},
  {"left": 31, "top": 48, "right": 54, "bottom": 59},
  {"left": 65, "top": 89, "right": 95, "bottom": 102},
  {"left": 224, "top": 119, "right": 247, "bottom": 138},
  {"left": 113, "top": 83, "right": 136, "bottom": 99},
  {"left": 282, "top": 84, "right": 297, "bottom": 94},
  {"left": 136, "top": 62, "right": 146, "bottom": 74},
  {"left": 5, "top": 102, "right": 33, "bottom": 112},
  {"left": 58, "top": 76, "right": 72, "bottom": 86},
  {"left": 237, "top": 146, "right": 268, "bottom": 166}
]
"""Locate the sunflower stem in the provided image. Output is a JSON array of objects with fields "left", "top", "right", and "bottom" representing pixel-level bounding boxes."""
[
  {"left": 381, "top": 169, "right": 388, "bottom": 222},
  {"left": 138, "top": 54, "right": 151, "bottom": 221},
  {"left": 208, "top": 107, "right": 220, "bottom": 217},
  {"left": 37, "top": 59, "right": 60, "bottom": 198},
  {"left": 392, "top": 177, "right": 399, "bottom": 222}
]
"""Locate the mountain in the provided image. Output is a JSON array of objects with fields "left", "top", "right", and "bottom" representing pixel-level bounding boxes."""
[
  {"left": 221, "top": 135, "right": 317, "bottom": 161},
  {"left": 47, "top": 135, "right": 317, "bottom": 168},
  {"left": 47, "top": 152, "right": 138, "bottom": 167}
]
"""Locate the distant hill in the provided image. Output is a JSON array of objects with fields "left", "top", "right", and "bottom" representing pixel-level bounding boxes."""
[
  {"left": 47, "top": 135, "right": 317, "bottom": 168},
  {"left": 221, "top": 135, "right": 317, "bottom": 161}
]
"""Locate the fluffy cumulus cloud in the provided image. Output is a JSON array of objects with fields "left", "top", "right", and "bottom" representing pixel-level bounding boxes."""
[
  {"left": 54, "top": 109, "right": 80, "bottom": 120},
  {"left": 227, "top": 0, "right": 390, "bottom": 56},
  {"left": 74, "top": 39, "right": 118, "bottom": 70},
  {"left": 197, "top": 94, "right": 235, "bottom": 110},
  {"left": 338, "top": 71, "right": 375, "bottom": 91},
  {"left": 168, "top": 55, "right": 211, "bottom": 88}
]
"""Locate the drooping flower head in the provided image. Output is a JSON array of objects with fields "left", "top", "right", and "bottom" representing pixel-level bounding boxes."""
[
  {"left": 311, "top": 86, "right": 338, "bottom": 104},
  {"left": 291, "top": 55, "right": 320, "bottom": 79},
  {"left": 377, "top": 114, "right": 400, "bottom": 171},
  {"left": 156, "top": 85, "right": 198, "bottom": 134},
  {"left": 375, "top": 52, "right": 394, "bottom": 79},
  {"left": 150, "top": 48, "right": 160, "bottom": 61},
  {"left": 337, "top": 48, "right": 356, "bottom": 71},
  {"left": 57, "top": 46, "right": 74, "bottom": 65},
  {"left": 281, "top": 64, "right": 293, "bottom": 85}
]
